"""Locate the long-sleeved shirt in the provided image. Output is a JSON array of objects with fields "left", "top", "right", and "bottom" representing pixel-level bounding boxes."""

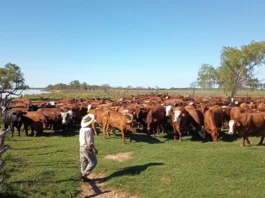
[{"left": 79, "top": 127, "right": 94, "bottom": 147}]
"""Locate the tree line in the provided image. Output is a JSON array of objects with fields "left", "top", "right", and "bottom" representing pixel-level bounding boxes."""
[{"left": 45, "top": 81, "right": 166, "bottom": 91}]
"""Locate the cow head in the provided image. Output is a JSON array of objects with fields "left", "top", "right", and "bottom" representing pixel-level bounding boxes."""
[
  {"left": 10, "top": 110, "right": 27, "bottom": 125},
  {"left": 126, "top": 120, "right": 137, "bottom": 133},
  {"left": 228, "top": 120, "right": 241, "bottom": 135},
  {"left": 123, "top": 109, "right": 134, "bottom": 120},
  {"left": 173, "top": 110, "right": 182, "bottom": 124},
  {"left": 165, "top": 105, "right": 172, "bottom": 117},
  {"left": 60, "top": 111, "right": 71, "bottom": 125}
]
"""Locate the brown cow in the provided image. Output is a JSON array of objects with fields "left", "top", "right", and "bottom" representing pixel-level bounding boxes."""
[
  {"left": 228, "top": 107, "right": 243, "bottom": 134},
  {"left": 204, "top": 105, "right": 224, "bottom": 142},
  {"left": 102, "top": 111, "right": 136, "bottom": 144},
  {"left": 185, "top": 105, "right": 205, "bottom": 139},
  {"left": 230, "top": 112, "right": 265, "bottom": 147},
  {"left": 169, "top": 106, "right": 189, "bottom": 142},
  {"left": 37, "top": 108, "right": 65, "bottom": 132},
  {"left": 88, "top": 109, "right": 110, "bottom": 135},
  {"left": 22, "top": 111, "right": 48, "bottom": 136},
  {"left": 146, "top": 106, "right": 166, "bottom": 136}
]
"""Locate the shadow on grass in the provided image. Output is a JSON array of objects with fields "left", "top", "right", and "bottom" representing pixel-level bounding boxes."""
[
  {"left": 97, "top": 162, "right": 164, "bottom": 183},
  {"left": 83, "top": 181, "right": 111, "bottom": 198},
  {"left": 219, "top": 133, "right": 239, "bottom": 142},
  {"left": 40, "top": 128, "right": 79, "bottom": 137},
  {"left": 109, "top": 132, "right": 164, "bottom": 144},
  {"left": 0, "top": 189, "right": 22, "bottom": 198},
  {"left": 12, "top": 145, "right": 49, "bottom": 151},
  {"left": 131, "top": 133, "right": 164, "bottom": 144}
]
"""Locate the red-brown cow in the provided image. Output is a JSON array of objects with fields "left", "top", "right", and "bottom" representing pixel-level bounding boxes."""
[
  {"left": 89, "top": 109, "right": 110, "bottom": 135},
  {"left": 170, "top": 106, "right": 189, "bottom": 142},
  {"left": 228, "top": 107, "right": 243, "bottom": 134},
  {"left": 204, "top": 105, "right": 224, "bottom": 142},
  {"left": 146, "top": 106, "right": 166, "bottom": 136},
  {"left": 37, "top": 108, "right": 66, "bottom": 132},
  {"left": 230, "top": 112, "right": 265, "bottom": 147},
  {"left": 22, "top": 111, "right": 48, "bottom": 136},
  {"left": 102, "top": 111, "right": 136, "bottom": 144}
]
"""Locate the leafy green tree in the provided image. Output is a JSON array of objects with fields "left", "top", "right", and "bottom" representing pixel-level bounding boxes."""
[
  {"left": 197, "top": 64, "right": 218, "bottom": 89},
  {"left": 0, "top": 63, "right": 28, "bottom": 108},
  {"left": 69, "top": 80, "right": 81, "bottom": 90},
  {"left": 197, "top": 41, "right": 265, "bottom": 97}
]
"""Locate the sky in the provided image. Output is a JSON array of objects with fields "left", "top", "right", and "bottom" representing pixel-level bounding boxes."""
[{"left": 1, "top": 0, "right": 265, "bottom": 88}]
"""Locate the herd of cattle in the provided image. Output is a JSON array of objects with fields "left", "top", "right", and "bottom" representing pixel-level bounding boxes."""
[{"left": 3, "top": 94, "right": 265, "bottom": 146}]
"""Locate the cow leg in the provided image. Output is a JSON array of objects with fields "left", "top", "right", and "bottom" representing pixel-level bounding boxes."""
[
  {"left": 91, "top": 122, "right": 97, "bottom": 136},
  {"left": 245, "top": 137, "right": 251, "bottom": 145},
  {"left": 257, "top": 136, "right": 265, "bottom": 146},
  {"left": 10, "top": 124, "right": 15, "bottom": 138},
  {"left": 4, "top": 123, "right": 8, "bottom": 130},
  {"left": 172, "top": 125, "right": 177, "bottom": 140},
  {"left": 24, "top": 124, "right": 29, "bottom": 136},
  {"left": 178, "top": 130, "right": 182, "bottom": 143},
  {"left": 30, "top": 125, "right": 34, "bottom": 136},
  {"left": 103, "top": 122, "right": 108, "bottom": 139},
  {"left": 17, "top": 125, "right": 22, "bottom": 137},
  {"left": 160, "top": 124, "right": 165, "bottom": 134},
  {"left": 211, "top": 130, "right": 218, "bottom": 142},
  {"left": 241, "top": 136, "right": 247, "bottom": 147},
  {"left": 121, "top": 130, "right": 125, "bottom": 144}
]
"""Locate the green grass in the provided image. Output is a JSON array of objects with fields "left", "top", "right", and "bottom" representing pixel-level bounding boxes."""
[
  {"left": 23, "top": 88, "right": 265, "bottom": 101},
  {"left": 1, "top": 128, "right": 265, "bottom": 198}
]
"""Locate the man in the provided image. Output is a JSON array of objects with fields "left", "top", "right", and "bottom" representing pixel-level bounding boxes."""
[{"left": 79, "top": 114, "right": 98, "bottom": 182}]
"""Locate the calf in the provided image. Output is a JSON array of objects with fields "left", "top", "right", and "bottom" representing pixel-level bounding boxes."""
[{"left": 102, "top": 111, "right": 136, "bottom": 144}]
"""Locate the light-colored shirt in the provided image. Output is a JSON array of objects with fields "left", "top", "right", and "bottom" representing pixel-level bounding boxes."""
[{"left": 79, "top": 127, "right": 94, "bottom": 147}]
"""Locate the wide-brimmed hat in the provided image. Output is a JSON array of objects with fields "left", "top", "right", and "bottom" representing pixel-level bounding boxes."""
[{"left": 81, "top": 114, "right": 94, "bottom": 128}]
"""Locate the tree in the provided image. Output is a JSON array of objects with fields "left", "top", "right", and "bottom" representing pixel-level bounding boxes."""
[
  {"left": 197, "top": 64, "right": 218, "bottom": 89},
  {"left": 69, "top": 80, "right": 81, "bottom": 90},
  {"left": 0, "top": 63, "right": 28, "bottom": 109},
  {"left": 197, "top": 41, "right": 265, "bottom": 97},
  {"left": 190, "top": 81, "right": 197, "bottom": 96}
]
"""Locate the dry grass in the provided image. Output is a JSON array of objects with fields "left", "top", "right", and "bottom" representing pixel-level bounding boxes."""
[
  {"left": 160, "top": 176, "right": 172, "bottom": 183},
  {"left": 104, "top": 152, "right": 133, "bottom": 162},
  {"left": 77, "top": 172, "right": 140, "bottom": 198}
]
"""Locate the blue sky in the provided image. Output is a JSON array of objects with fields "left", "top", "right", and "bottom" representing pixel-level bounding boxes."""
[{"left": 1, "top": 0, "right": 265, "bottom": 88}]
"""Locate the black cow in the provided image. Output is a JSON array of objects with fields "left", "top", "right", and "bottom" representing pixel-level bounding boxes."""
[{"left": 4, "top": 110, "right": 27, "bottom": 137}]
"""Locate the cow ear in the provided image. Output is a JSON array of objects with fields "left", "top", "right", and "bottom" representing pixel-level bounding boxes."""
[{"left": 236, "top": 121, "right": 241, "bottom": 126}]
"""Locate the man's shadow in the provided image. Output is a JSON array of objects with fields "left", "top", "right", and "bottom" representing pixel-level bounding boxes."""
[
  {"left": 98, "top": 162, "right": 164, "bottom": 183},
  {"left": 82, "top": 162, "right": 164, "bottom": 197},
  {"left": 83, "top": 181, "right": 111, "bottom": 198}
]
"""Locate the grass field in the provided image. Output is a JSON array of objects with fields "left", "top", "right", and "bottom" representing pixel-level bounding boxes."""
[
  {"left": 23, "top": 88, "right": 265, "bottom": 101},
  {"left": 1, "top": 127, "right": 265, "bottom": 198}
]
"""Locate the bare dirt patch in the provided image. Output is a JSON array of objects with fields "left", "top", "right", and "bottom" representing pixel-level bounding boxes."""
[
  {"left": 160, "top": 176, "right": 172, "bottom": 183},
  {"left": 76, "top": 172, "right": 140, "bottom": 198},
  {"left": 104, "top": 152, "right": 133, "bottom": 162}
]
